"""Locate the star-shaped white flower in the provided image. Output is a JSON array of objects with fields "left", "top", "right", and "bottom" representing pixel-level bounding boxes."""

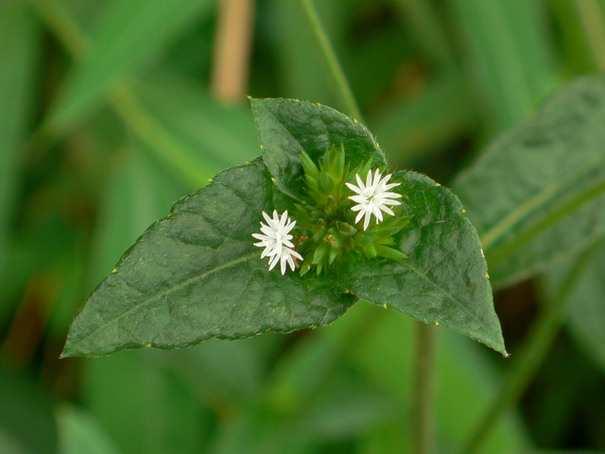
[
  {"left": 346, "top": 169, "right": 402, "bottom": 230},
  {"left": 252, "top": 210, "right": 303, "bottom": 275}
]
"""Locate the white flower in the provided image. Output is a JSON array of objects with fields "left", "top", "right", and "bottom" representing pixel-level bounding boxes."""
[
  {"left": 346, "top": 169, "right": 402, "bottom": 230},
  {"left": 252, "top": 210, "right": 303, "bottom": 275}
]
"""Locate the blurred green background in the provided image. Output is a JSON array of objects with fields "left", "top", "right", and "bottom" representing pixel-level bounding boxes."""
[{"left": 1, "top": 0, "right": 605, "bottom": 452}]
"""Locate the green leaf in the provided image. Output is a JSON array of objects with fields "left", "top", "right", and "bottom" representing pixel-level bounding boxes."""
[
  {"left": 63, "top": 159, "right": 352, "bottom": 357},
  {"left": 455, "top": 76, "right": 605, "bottom": 287},
  {"left": 545, "top": 239, "right": 605, "bottom": 371},
  {"left": 0, "top": 2, "right": 39, "bottom": 275},
  {"left": 83, "top": 351, "right": 210, "bottom": 454},
  {"left": 250, "top": 98, "right": 386, "bottom": 200},
  {"left": 49, "top": 0, "right": 213, "bottom": 129},
  {"left": 58, "top": 407, "right": 120, "bottom": 454},
  {"left": 343, "top": 171, "right": 505, "bottom": 354}
]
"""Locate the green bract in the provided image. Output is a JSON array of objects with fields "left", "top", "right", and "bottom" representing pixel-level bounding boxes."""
[{"left": 62, "top": 98, "right": 505, "bottom": 358}]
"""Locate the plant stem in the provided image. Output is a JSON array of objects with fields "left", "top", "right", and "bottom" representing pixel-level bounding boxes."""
[
  {"left": 412, "top": 322, "right": 435, "bottom": 454},
  {"left": 299, "top": 0, "right": 363, "bottom": 122},
  {"left": 211, "top": 0, "right": 255, "bottom": 102},
  {"left": 461, "top": 244, "right": 598, "bottom": 453}
]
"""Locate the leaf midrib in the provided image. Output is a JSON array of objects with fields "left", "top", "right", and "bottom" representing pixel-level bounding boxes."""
[
  {"left": 68, "top": 251, "right": 259, "bottom": 351},
  {"left": 487, "top": 174, "right": 605, "bottom": 267}
]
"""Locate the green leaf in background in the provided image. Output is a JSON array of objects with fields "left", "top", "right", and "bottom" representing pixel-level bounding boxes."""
[
  {"left": 447, "top": 0, "right": 558, "bottom": 132},
  {"left": 84, "top": 351, "right": 209, "bottom": 454},
  {"left": 251, "top": 98, "right": 386, "bottom": 200},
  {"left": 0, "top": 369, "right": 58, "bottom": 454},
  {"left": 545, "top": 239, "right": 605, "bottom": 371},
  {"left": 57, "top": 407, "right": 120, "bottom": 454},
  {"left": 344, "top": 171, "right": 505, "bottom": 355},
  {"left": 63, "top": 159, "right": 353, "bottom": 357},
  {"left": 0, "top": 2, "right": 39, "bottom": 276},
  {"left": 49, "top": 0, "right": 213, "bottom": 130},
  {"left": 455, "top": 76, "right": 605, "bottom": 288}
]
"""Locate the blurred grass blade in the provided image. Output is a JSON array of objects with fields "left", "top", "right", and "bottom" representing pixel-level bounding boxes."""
[
  {"left": 49, "top": 0, "right": 213, "bottom": 130},
  {"left": 0, "top": 2, "right": 39, "bottom": 274},
  {"left": 545, "top": 239, "right": 605, "bottom": 371},
  {"left": 447, "top": 0, "right": 558, "bottom": 132},
  {"left": 271, "top": 0, "right": 345, "bottom": 105},
  {"left": 58, "top": 407, "right": 120, "bottom": 454}
]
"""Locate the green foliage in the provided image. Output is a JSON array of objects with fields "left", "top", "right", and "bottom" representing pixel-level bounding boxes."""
[
  {"left": 8, "top": 0, "right": 605, "bottom": 450},
  {"left": 0, "top": 369, "right": 57, "bottom": 454},
  {"left": 63, "top": 98, "right": 502, "bottom": 358},
  {"left": 83, "top": 351, "right": 210, "bottom": 454},
  {"left": 447, "top": 0, "right": 558, "bottom": 131},
  {"left": 545, "top": 239, "right": 605, "bottom": 371},
  {"left": 0, "top": 2, "right": 39, "bottom": 276},
  {"left": 50, "top": 0, "right": 214, "bottom": 130},
  {"left": 455, "top": 76, "right": 605, "bottom": 288},
  {"left": 63, "top": 159, "right": 353, "bottom": 357},
  {"left": 57, "top": 407, "right": 119, "bottom": 454},
  {"left": 345, "top": 170, "right": 505, "bottom": 354}
]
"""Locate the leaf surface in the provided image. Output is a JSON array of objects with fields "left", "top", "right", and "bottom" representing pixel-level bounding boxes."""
[
  {"left": 63, "top": 159, "right": 352, "bottom": 357},
  {"left": 455, "top": 76, "right": 605, "bottom": 287},
  {"left": 251, "top": 98, "right": 386, "bottom": 200},
  {"left": 545, "top": 239, "right": 605, "bottom": 371},
  {"left": 343, "top": 171, "right": 505, "bottom": 354}
]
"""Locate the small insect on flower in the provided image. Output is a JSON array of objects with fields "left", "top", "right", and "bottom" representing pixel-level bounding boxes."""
[
  {"left": 252, "top": 210, "right": 303, "bottom": 275},
  {"left": 346, "top": 169, "right": 402, "bottom": 230}
]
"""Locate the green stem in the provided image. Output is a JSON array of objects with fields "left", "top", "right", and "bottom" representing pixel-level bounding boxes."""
[
  {"left": 461, "top": 243, "right": 599, "bottom": 453},
  {"left": 299, "top": 0, "right": 363, "bottom": 122},
  {"left": 412, "top": 322, "right": 435, "bottom": 454}
]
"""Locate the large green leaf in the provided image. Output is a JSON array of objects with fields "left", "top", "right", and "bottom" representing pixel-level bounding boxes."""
[
  {"left": 545, "top": 239, "right": 605, "bottom": 371},
  {"left": 0, "top": 2, "right": 39, "bottom": 275},
  {"left": 50, "top": 0, "right": 213, "bottom": 129},
  {"left": 251, "top": 98, "right": 386, "bottom": 200},
  {"left": 343, "top": 171, "right": 505, "bottom": 355},
  {"left": 57, "top": 407, "right": 119, "bottom": 454},
  {"left": 455, "top": 76, "right": 605, "bottom": 287},
  {"left": 63, "top": 159, "right": 352, "bottom": 357}
]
